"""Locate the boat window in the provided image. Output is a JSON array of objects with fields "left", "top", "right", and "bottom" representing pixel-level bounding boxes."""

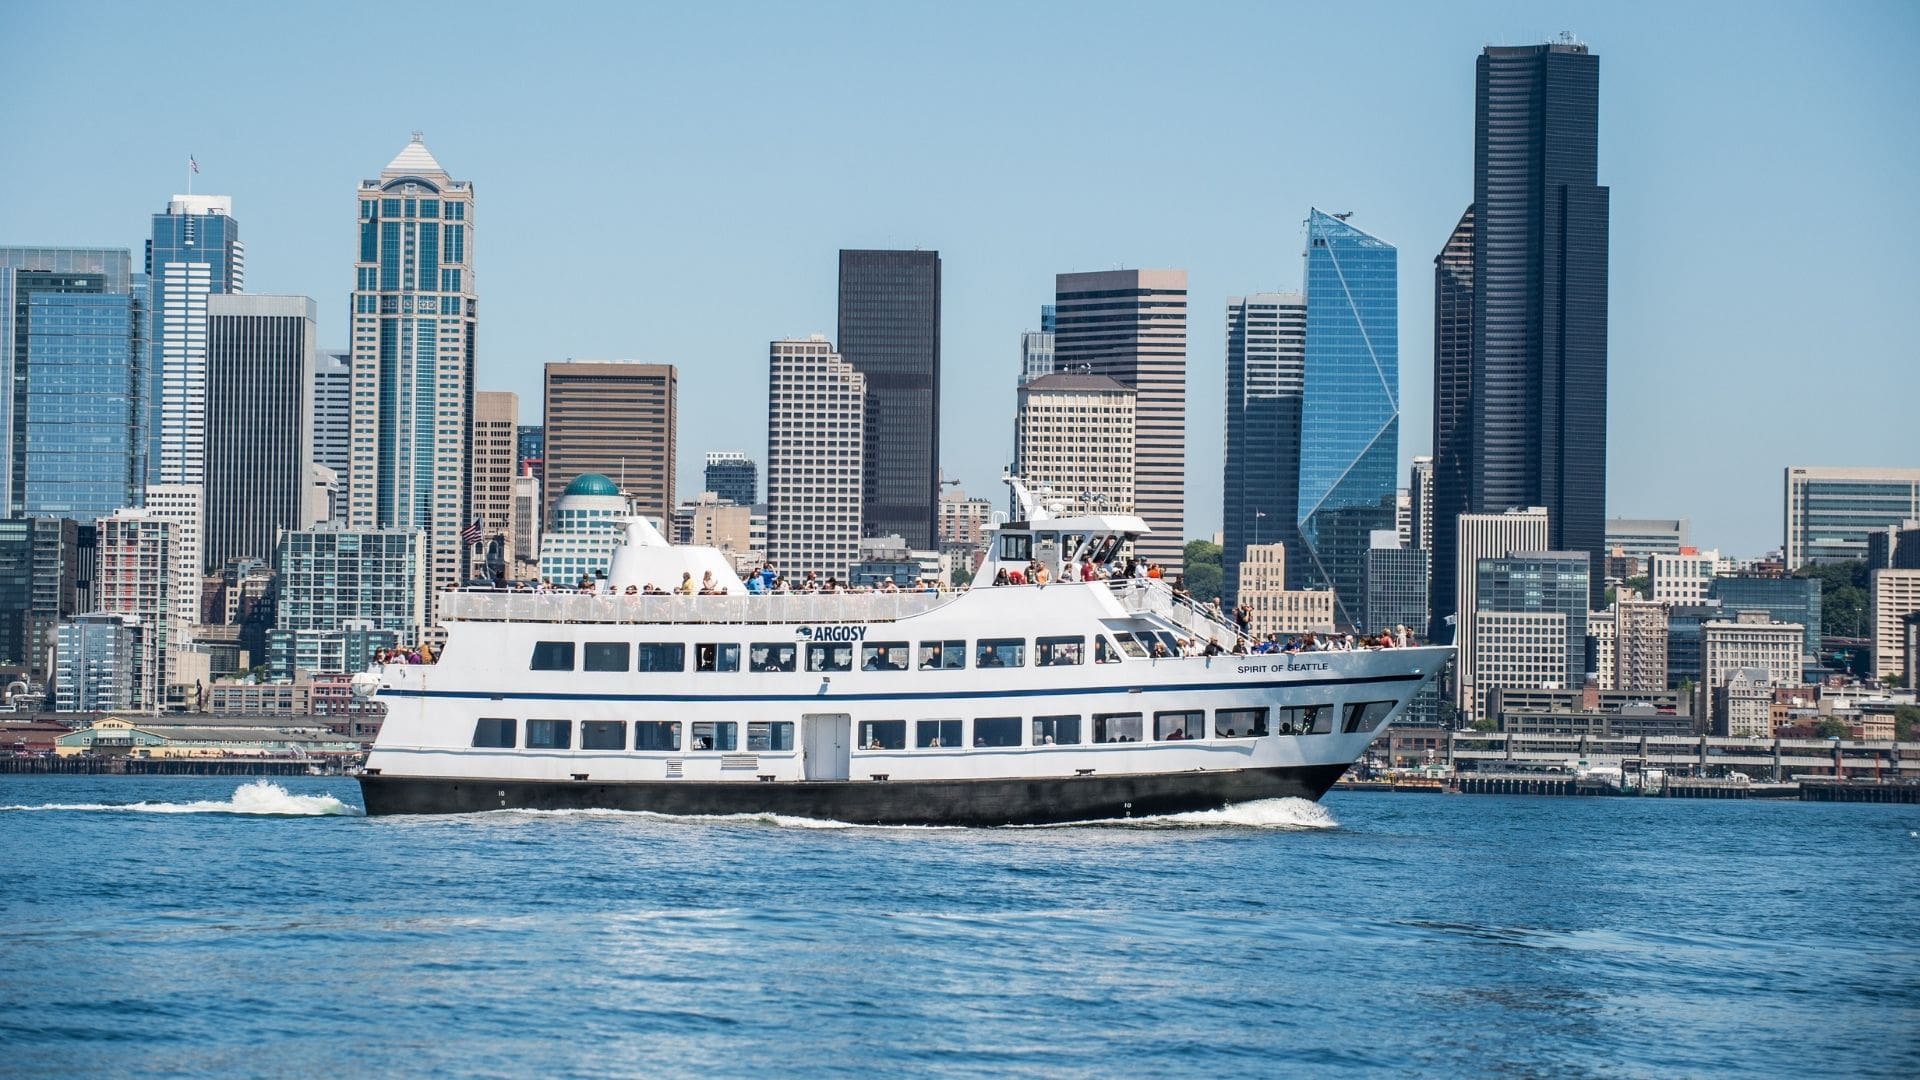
[
  {"left": 748, "top": 721, "right": 794, "bottom": 752},
  {"left": 749, "top": 643, "right": 797, "bottom": 672},
  {"left": 696, "top": 643, "right": 740, "bottom": 673},
  {"left": 1343, "top": 701, "right": 1396, "bottom": 734},
  {"left": 1111, "top": 632, "right": 1149, "bottom": 659},
  {"left": 973, "top": 717, "right": 1022, "bottom": 747},
  {"left": 583, "top": 642, "right": 630, "bottom": 672},
  {"left": 530, "top": 641, "right": 575, "bottom": 671},
  {"left": 1278, "top": 705, "right": 1331, "bottom": 735},
  {"left": 1156, "top": 710, "right": 1205, "bottom": 741},
  {"left": 525, "top": 718, "right": 571, "bottom": 750},
  {"left": 471, "top": 717, "right": 515, "bottom": 748},
  {"left": 916, "top": 719, "right": 962, "bottom": 749},
  {"left": 691, "top": 721, "right": 738, "bottom": 751},
  {"left": 636, "top": 643, "right": 686, "bottom": 672},
  {"left": 917, "top": 640, "right": 967, "bottom": 670},
  {"left": 861, "top": 641, "right": 909, "bottom": 671},
  {"left": 581, "top": 720, "right": 626, "bottom": 750},
  {"left": 806, "top": 642, "right": 854, "bottom": 672},
  {"left": 633, "top": 721, "right": 680, "bottom": 751},
  {"left": 1033, "top": 714, "right": 1081, "bottom": 746},
  {"left": 858, "top": 719, "right": 905, "bottom": 750},
  {"left": 1095, "top": 636, "right": 1123, "bottom": 664},
  {"left": 1154, "top": 632, "right": 1183, "bottom": 655},
  {"left": 976, "top": 638, "right": 1026, "bottom": 668},
  {"left": 1215, "top": 707, "right": 1270, "bottom": 738},
  {"left": 1036, "top": 635, "right": 1084, "bottom": 666},
  {"left": 1093, "top": 712, "right": 1144, "bottom": 743},
  {"left": 999, "top": 532, "right": 1031, "bottom": 561}
]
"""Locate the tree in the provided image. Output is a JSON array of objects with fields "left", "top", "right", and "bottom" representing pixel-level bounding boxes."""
[
  {"left": 1621, "top": 575, "right": 1648, "bottom": 599},
  {"left": 950, "top": 566, "right": 973, "bottom": 588},
  {"left": 1813, "top": 717, "right": 1851, "bottom": 740},
  {"left": 1795, "top": 560, "right": 1869, "bottom": 638},
  {"left": 1470, "top": 716, "right": 1496, "bottom": 732},
  {"left": 1184, "top": 539, "right": 1223, "bottom": 569},
  {"left": 1895, "top": 706, "right": 1919, "bottom": 743},
  {"left": 1183, "top": 539, "right": 1224, "bottom": 602}
]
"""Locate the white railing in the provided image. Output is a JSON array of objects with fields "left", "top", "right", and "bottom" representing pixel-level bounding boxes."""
[
  {"left": 439, "top": 589, "right": 956, "bottom": 625},
  {"left": 1108, "top": 580, "right": 1244, "bottom": 642}
]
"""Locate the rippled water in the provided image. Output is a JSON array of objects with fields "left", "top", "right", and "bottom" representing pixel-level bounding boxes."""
[{"left": 3, "top": 776, "right": 1916, "bottom": 1078}]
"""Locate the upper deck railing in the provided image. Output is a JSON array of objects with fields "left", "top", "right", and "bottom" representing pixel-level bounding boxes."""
[{"left": 439, "top": 589, "right": 956, "bottom": 625}]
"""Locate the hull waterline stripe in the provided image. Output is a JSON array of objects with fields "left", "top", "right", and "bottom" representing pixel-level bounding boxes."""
[{"left": 377, "top": 670, "right": 1427, "bottom": 705}]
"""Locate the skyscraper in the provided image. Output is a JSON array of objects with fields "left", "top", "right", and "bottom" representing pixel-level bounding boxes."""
[
  {"left": 541, "top": 361, "right": 676, "bottom": 525},
  {"left": 1020, "top": 304, "right": 1057, "bottom": 385},
  {"left": 97, "top": 509, "right": 174, "bottom": 712},
  {"left": 1454, "top": 506, "right": 1551, "bottom": 714},
  {"left": 203, "top": 294, "right": 316, "bottom": 571},
  {"left": 1054, "top": 269, "right": 1187, "bottom": 570},
  {"left": 1782, "top": 466, "right": 1920, "bottom": 566},
  {"left": 1470, "top": 41, "right": 1610, "bottom": 607},
  {"left": 1298, "top": 210, "right": 1398, "bottom": 628},
  {"left": 1014, "top": 374, "right": 1136, "bottom": 518},
  {"left": 147, "top": 194, "right": 243, "bottom": 487},
  {"left": 347, "top": 134, "right": 477, "bottom": 616},
  {"left": 0, "top": 248, "right": 142, "bottom": 521},
  {"left": 310, "top": 349, "right": 351, "bottom": 523},
  {"left": 1428, "top": 206, "right": 1474, "bottom": 642},
  {"left": 1221, "top": 292, "right": 1305, "bottom": 607},
  {"left": 766, "top": 336, "right": 864, "bottom": 579},
  {"left": 1473, "top": 552, "right": 1592, "bottom": 718},
  {"left": 837, "top": 249, "right": 941, "bottom": 550},
  {"left": 703, "top": 451, "right": 758, "bottom": 508},
  {"left": 470, "top": 391, "right": 519, "bottom": 574},
  {"left": 1409, "top": 456, "right": 1435, "bottom": 554}
]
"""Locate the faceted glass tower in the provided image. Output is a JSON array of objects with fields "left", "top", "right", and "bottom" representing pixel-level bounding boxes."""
[
  {"left": 1221, "top": 292, "right": 1305, "bottom": 608},
  {"left": 347, "top": 134, "right": 477, "bottom": 616},
  {"left": 1297, "top": 210, "right": 1398, "bottom": 628},
  {"left": 147, "top": 194, "right": 243, "bottom": 486}
]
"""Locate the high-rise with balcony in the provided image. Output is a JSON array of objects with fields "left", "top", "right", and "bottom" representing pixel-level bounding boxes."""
[
  {"left": 836, "top": 249, "right": 940, "bottom": 550},
  {"left": 1298, "top": 211, "right": 1398, "bottom": 628},
  {"left": 766, "top": 336, "right": 864, "bottom": 580},
  {"left": 1054, "top": 269, "right": 1187, "bottom": 570},
  {"left": 1221, "top": 292, "right": 1305, "bottom": 607},
  {"left": 204, "top": 294, "right": 316, "bottom": 570},
  {"left": 541, "top": 362, "right": 676, "bottom": 525},
  {"left": 147, "top": 194, "right": 243, "bottom": 487},
  {"left": 347, "top": 134, "right": 477, "bottom": 616},
  {"left": 0, "top": 248, "right": 143, "bottom": 521}
]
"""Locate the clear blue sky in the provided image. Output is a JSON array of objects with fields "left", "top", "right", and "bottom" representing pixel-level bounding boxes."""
[{"left": 5, "top": 1, "right": 1915, "bottom": 558}]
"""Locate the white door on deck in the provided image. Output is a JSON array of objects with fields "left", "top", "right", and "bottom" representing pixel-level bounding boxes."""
[{"left": 802, "top": 714, "right": 850, "bottom": 780}]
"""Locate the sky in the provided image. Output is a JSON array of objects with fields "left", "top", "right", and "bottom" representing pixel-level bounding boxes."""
[{"left": 4, "top": 1, "right": 1916, "bottom": 559}]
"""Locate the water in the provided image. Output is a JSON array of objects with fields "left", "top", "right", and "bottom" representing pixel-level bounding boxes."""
[{"left": 3, "top": 777, "right": 1916, "bottom": 1078}]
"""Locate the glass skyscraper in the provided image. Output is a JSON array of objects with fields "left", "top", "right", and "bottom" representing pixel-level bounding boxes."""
[
  {"left": 0, "top": 248, "right": 142, "bottom": 521},
  {"left": 1221, "top": 292, "right": 1305, "bottom": 607},
  {"left": 1297, "top": 210, "right": 1398, "bottom": 628},
  {"left": 146, "top": 194, "right": 243, "bottom": 487}
]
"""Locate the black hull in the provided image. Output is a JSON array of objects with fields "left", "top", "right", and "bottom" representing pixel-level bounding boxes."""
[{"left": 357, "top": 764, "right": 1349, "bottom": 826}]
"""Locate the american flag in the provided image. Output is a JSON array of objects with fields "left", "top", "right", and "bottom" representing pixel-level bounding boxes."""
[
  {"left": 188, "top": 155, "right": 200, "bottom": 174},
  {"left": 461, "top": 517, "right": 484, "bottom": 546}
]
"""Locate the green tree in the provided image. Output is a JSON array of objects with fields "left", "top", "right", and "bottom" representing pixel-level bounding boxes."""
[
  {"left": 1895, "top": 706, "right": 1919, "bottom": 742},
  {"left": 950, "top": 566, "right": 974, "bottom": 588},
  {"left": 1183, "top": 539, "right": 1224, "bottom": 602},
  {"left": 1183, "top": 539, "right": 1223, "bottom": 569},
  {"left": 1471, "top": 717, "right": 1496, "bottom": 732},
  {"left": 1795, "top": 560, "right": 1869, "bottom": 638},
  {"left": 1813, "top": 717, "right": 1851, "bottom": 740}
]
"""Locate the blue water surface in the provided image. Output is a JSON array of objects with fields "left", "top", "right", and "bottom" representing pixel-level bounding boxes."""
[{"left": 2, "top": 776, "right": 1916, "bottom": 1078}]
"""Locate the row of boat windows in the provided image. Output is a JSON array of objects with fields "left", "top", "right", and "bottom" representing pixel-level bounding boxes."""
[
  {"left": 527, "top": 635, "right": 1137, "bottom": 674},
  {"left": 467, "top": 702, "right": 1397, "bottom": 752}
]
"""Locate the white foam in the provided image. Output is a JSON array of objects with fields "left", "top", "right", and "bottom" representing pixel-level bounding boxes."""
[
  {"left": 1029, "top": 797, "right": 1339, "bottom": 830},
  {"left": 1, "top": 779, "right": 361, "bottom": 817}
]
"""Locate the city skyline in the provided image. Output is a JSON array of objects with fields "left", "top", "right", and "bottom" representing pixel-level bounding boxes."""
[{"left": 3, "top": 4, "right": 1916, "bottom": 558}]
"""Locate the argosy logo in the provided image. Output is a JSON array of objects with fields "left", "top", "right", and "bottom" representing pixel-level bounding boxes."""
[{"left": 795, "top": 625, "right": 868, "bottom": 642}]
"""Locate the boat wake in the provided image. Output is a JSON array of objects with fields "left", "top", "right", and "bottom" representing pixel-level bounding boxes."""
[
  {"left": 0, "top": 780, "right": 361, "bottom": 817},
  {"left": 476, "top": 797, "right": 1335, "bottom": 831}
]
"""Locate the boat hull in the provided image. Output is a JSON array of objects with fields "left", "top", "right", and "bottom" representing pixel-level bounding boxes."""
[{"left": 357, "top": 763, "right": 1349, "bottom": 825}]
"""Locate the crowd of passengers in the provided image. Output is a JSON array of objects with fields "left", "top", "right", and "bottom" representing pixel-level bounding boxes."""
[
  {"left": 508, "top": 568, "right": 941, "bottom": 596},
  {"left": 372, "top": 644, "right": 436, "bottom": 666}
]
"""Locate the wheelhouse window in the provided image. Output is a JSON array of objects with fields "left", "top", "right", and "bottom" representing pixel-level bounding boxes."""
[
  {"left": 750, "top": 643, "right": 797, "bottom": 672},
  {"left": 976, "top": 638, "right": 1026, "bottom": 668},
  {"left": 696, "top": 643, "right": 740, "bottom": 673},
  {"left": 916, "top": 719, "right": 962, "bottom": 749},
  {"left": 1094, "top": 712, "right": 1144, "bottom": 743},
  {"left": 999, "top": 533, "right": 1031, "bottom": 561},
  {"left": 1156, "top": 710, "right": 1205, "bottom": 741},
  {"left": 1095, "top": 637, "right": 1123, "bottom": 664},
  {"left": 690, "top": 722, "right": 737, "bottom": 751},
  {"left": 806, "top": 642, "right": 854, "bottom": 673},
  {"left": 1036, "top": 635, "right": 1084, "bottom": 666},
  {"left": 748, "top": 721, "right": 795, "bottom": 752},
  {"left": 525, "top": 719, "right": 571, "bottom": 750},
  {"left": 859, "top": 719, "right": 906, "bottom": 750},
  {"left": 1278, "top": 705, "right": 1331, "bottom": 735},
  {"left": 861, "top": 641, "right": 908, "bottom": 671},
  {"left": 1033, "top": 714, "right": 1081, "bottom": 746},
  {"left": 1111, "top": 632, "right": 1149, "bottom": 659},
  {"left": 581, "top": 720, "right": 626, "bottom": 750},
  {"left": 583, "top": 642, "right": 630, "bottom": 672},
  {"left": 636, "top": 643, "right": 686, "bottom": 672},
  {"left": 917, "top": 641, "right": 967, "bottom": 670},
  {"left": 973, "top": 717, "right": 1022, "bottom": 747},
  {"left": 471, "top": 717, "right": 515, "bottom": 748},
  {"left": 633, "top": 721, "right": 680, "bottom": 751},
  {"left": 1215, "top": 707, "right": 1270, "bottom": 738},
  {"left": 530, "top": 641, "right": 575, "bottom": 671},
  {"left": 1343, "top": 701, "right": 1396, "bottom": 734}
]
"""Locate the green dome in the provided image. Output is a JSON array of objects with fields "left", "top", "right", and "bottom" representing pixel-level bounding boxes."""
[{"left": 562, "top": 473, "right": 620, "bottom": 497}]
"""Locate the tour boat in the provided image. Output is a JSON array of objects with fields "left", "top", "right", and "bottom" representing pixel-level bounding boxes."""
[{"left": 354, "top": 481, "right": 1448, "bottom": 824}]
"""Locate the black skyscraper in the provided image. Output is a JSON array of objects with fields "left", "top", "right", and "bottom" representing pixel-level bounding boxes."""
[
  {"left": 1433, "top": 41, "right": 1610, "bottom": 624},
  {"left": 1429, "top": 207, "right": 1474, "bottom": 642},
  {"left": 836, "top": 249, "right": 941, "bottom": 549}
]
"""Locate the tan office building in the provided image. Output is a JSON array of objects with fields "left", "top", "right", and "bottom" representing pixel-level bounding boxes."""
[
  {"left": 542, "top": 361, "right": 677, "bottom": 525},
  {"left": 1014, "top": 373, "right": 1136, "bottom": 517}
]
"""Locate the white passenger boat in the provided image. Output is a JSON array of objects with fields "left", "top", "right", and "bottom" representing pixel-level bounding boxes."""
[{"left": 355, "top": 483, "right": 1448, "bottom": 824}]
